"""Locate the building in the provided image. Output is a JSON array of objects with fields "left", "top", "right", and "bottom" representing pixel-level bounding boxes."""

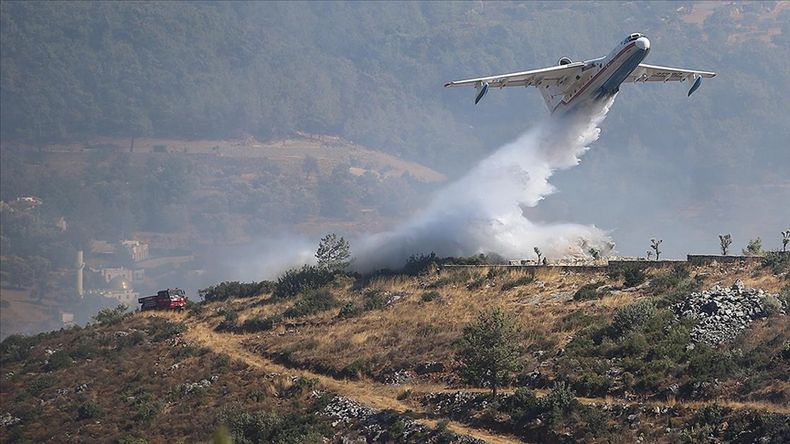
[{"left": 121, "top": 240, "right": 150, "bottom": 262}]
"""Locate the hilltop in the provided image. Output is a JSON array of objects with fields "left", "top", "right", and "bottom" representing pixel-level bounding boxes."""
[{"left": 2, "top": 255, "right": 788, "bottom": 443}]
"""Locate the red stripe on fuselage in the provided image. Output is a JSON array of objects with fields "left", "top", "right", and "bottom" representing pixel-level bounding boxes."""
[{"left": 552, "top": 42, "right": 637, "bottom": 113}]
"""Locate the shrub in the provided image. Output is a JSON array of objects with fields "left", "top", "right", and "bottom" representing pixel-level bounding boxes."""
[
  {"left": 26, "top": 375, "right": 57, "bottom": 396},
  {"left": 199, "top": 281, "right": 274, "bottom": 302},
  {"left": 501, "top": 387, "right": 539, "bottom": 424},
  {"left": 612, "top": 300, "right": 657, "bottom": 335},
  {"left": 0, "top": 334, "right": 40, "bottom": 364},
  {"left": 93, "top": 304, "right": 129, "bottom": 325},
  {"left": 762, "top": 251, "right": 790, "bottom": 275},
  {"left": 77, "top": 401, "right": 102, "bottom": 420},
  {"left": 466, "top": 276, "right": 487, "bottom": 290},
  {"left": 760, "top": 295, "right": 782, "bottom": 317},
  {"left": 427, "top": 270, "right": 471, "bottom": 288},
  {"left": 134, "top": 399, "right": 162, "bottom": 422},
  {"left": 273, "top": 265, "right": 334, "bottom": 299},
  {"left": 44, "top": 350, "right": 72, "bottom": 372},
  {"left": 421, "top": 291, "right": 440, "bottom": 302},
  {"left": 649, "top": 264, "right": 690, "bottom": 295},
  {"left": 283, "top": 289, "right": 337, "bottom": 318},
  {"left": 344, "top": 358, "right": 369, "bottom": 378},
  {"left": 216, "top": 308, "right": 239, "bottom": 331},
  {"left": 216, "top": 405, "right": 325, "bottom": 444},
  {"left": 338, "top": 302, "right": 361, "bottom": 318},
  {"left": 501, "top": 275, "right": 533, "bottom": 291},
  {"left": 622, "top": 266, "right": 646, "bottom": 288},
  {"left": 573, "top": 283, "right": 601, "bottom": 301},
  {"left": 150, "top": 320, "right": 187, "bottom": 341},
  {"left": 363, "top": 290, "right": 389, "bottom": 310},
  {"left": 241, "top": 314, "right": 282, "bottom": 332}
]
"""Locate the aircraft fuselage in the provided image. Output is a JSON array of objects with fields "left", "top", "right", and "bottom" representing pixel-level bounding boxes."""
[{"left": 551, "top": 34, "right": 651, "bottom": 114}]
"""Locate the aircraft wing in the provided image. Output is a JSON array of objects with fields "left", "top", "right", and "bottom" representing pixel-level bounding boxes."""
[
  {"left": 625, "top": 63, "right": 716, "bottom": 83},
  {"left": 444, "top": 62, "right": 584, "bottom": 89}
]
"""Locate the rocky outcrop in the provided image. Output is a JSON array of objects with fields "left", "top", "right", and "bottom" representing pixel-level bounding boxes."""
[
  {"left": 321, "top": 394, "right": 484, "bottom": 443},
  {"left": 672, "top": 280, "right": 783, "bottom": 344}
]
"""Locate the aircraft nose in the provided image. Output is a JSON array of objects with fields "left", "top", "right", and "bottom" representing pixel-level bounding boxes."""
[{"left": 635, "top": 37, "right": 650, "bottom": 51}]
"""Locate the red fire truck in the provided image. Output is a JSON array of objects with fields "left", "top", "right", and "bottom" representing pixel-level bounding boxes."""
[{"left": 138, "top": 288, "right": 188, "bottom": 311}]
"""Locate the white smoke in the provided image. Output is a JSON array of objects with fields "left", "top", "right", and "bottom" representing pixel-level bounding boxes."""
[{"left": 354, "top": 97, "right": 617, "bottom": 271}]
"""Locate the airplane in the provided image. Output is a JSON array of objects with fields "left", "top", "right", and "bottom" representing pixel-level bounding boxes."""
[{"left": 444, "top": 33, "right": 716, "bottom": 114}]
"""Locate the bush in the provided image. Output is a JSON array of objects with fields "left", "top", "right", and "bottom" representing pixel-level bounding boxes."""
[
  {"left": 540, "top": 381, "right": 578, "bottom": 413},
  {"left": 44, "top": 350, "right": 72, "bottom": 371},
  {"left": 93, "top": 304, "right": 129, "bottom": 325},
  {"left": 573, "top": 283, "right": 601, "bottom": 301},
  {"left": 338, "top": 302, "right": 361, "bottom": 318},
  {"left": 216, "top": 308, "right": 239, "bottom": 331},
  {"left": 344, "top": 358, "right": 369, "bottom": 378},
  {"left": 612, "top": 300, "right": 657, "bottom": 335},
  {"left": 240, "top": 314, "right": 282, "bottom": 332},
  {"left": 762, "top": 251, "right": 790, "bottom": 275},
  {"left": 27, "top": 375, "right": 57, "bottom": 396},
  {"left": 150, "top": 320, "right": 187, "bottom": 341},
  {"left": 501, "top": 275, "right": 533, "bottom": 291},
  {"left": 199, "top": 281, "right": 274, "bottom": 302},
  {"left": 363, "top": 290, "right": 389, "bottom": 310},
  {"left": 217, "top": 405, "right": 324, "bottom": 444},
  {"left": 273, "top": 265, "right": 335, "bottom": 299},
  {"left": 1, "top": 334, "right": 41, "bottom": 364},
  {"left": 466, "top": 276, "right": 487, "bottom": 290},
  {"left": 649, "top": 264, "right": 690, "bottom": 295},
  {"left": 134, "top": 399, "right": 162, "bottom": 423},
  {"left": 421, "top": 291, "right": 440, "bottom": 302},
  {"left": 283, "top": 289, "right": 337, "bottom": 318},
  {"left": 77, "top": 401, "right": 103, "bottom": 420},
  {"left": 622, "top": 266, "right": 646, "bottom": 288},
  {"left": 501, "top": 387, "right": 539, "bottom": 424}
]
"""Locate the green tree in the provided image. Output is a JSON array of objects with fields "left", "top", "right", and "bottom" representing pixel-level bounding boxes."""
[
  {"left": 719, "top": 234, "right": 732, "bottom": 255},
  {"left": 742, "top": 237, "right": 763, "bottom": 256},
  {"left": 456, "top": 307, "right": 521, "bottom": 397},
  {"left": 315, "top": 233, "right": 351, "bottom": 271}
]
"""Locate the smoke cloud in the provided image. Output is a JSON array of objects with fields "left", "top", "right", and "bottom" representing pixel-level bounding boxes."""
[{"left": 354, "top": 97, "right": 618, "bottom": 270}]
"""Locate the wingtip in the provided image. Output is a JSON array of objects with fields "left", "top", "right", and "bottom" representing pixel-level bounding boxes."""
[{"left": 444, "top": 82, "right": 452, "bottom": 87}]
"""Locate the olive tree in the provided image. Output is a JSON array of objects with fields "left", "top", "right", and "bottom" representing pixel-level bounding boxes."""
[{"left": 456, "top": 308, "right": 521, "bottom": 397}]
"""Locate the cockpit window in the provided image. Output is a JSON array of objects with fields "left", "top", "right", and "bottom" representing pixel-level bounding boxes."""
[{"left": 624, "top": 33, "right": 642, "bottom": 44}]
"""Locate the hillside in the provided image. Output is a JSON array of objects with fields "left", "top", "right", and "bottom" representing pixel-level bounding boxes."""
[
  {"left": 0, "top": 136, "right": 445, "bottom": 339},
  {"left": 2, "top": 256, "right": 788, "bottom": 443}
]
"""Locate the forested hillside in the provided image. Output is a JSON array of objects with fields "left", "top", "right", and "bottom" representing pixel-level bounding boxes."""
[
  {"left": 1, "top": 1, "right": 788, "bottom": 272},
  {"left": 3, "top": 2, "right": 788, "bottom": 174}
]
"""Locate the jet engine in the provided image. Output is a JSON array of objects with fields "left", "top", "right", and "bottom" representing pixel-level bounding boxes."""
[{"left": 558, "top": 57, "right": 573, "bottom": 66}]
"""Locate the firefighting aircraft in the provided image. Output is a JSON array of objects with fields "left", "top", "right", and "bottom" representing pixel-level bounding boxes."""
[{"left": 444, "top": 33, "right": 716, "bottom": 114}]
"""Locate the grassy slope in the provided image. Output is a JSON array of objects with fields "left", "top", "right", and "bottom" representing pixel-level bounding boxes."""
[{"left": 2, "top": 260, "right": 788, "bottom": 443}]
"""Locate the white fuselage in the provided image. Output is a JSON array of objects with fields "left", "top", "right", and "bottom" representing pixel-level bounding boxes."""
[{"left": 551, "top": 36, "right": 651, "bottom": 114}]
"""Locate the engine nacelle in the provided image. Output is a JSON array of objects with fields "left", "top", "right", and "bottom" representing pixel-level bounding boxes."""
[{"left": 558, "top": 57, "right": 573, "bottom": 66}]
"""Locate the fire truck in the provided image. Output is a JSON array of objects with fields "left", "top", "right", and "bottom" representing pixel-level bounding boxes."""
[{"left": 138, "top": 288, "right": 188, "bottom": 311}]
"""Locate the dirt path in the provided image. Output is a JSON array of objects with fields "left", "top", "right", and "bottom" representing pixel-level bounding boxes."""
[
  {"left": 155, "top": 312, "right": 788, "bottom": 443},
  {"left": 183, "top": 321, "right": 521, "bottom": 444}
]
